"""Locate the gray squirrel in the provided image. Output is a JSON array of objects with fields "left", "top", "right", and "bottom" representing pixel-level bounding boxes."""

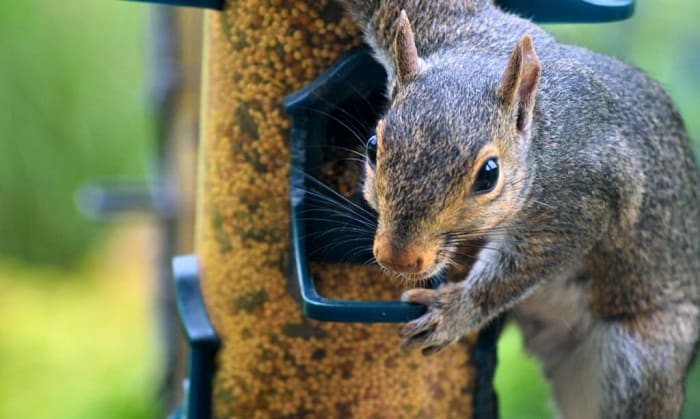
[{"left": 338, "top": 0, "right": 700, "bottom": 417}]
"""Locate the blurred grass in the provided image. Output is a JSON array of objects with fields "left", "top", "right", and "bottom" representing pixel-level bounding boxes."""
[
  {"left": 0, "top": 1, "right": 152, "bottom": 267},
  {"left": 0, "top": 1, "right": 160, "bottom": 418},
  {"left": 0, "top": 223, "right": 160, "bottom": 419},
  {"left": 495, "top": 324, "right": 553, "bottom": 419}
]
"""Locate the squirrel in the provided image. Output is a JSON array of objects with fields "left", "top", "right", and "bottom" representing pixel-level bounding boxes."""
[{"left": 336, "top": 0, "right": 700, "bottom": 418}]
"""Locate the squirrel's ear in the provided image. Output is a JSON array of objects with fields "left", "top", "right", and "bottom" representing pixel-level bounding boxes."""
[
  {"left": 393, "top": 10, "right": 421, "bottom": 84},
  {"left": 497, "top": 35, "right": 541, "bottom": 132}
]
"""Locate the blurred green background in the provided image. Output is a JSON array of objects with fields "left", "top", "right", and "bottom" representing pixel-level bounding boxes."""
[
  {"left": 0, "top": 1, "right": 159, "bottom": 418},
  {"left": 0, "top": 0, "right": 697, "bottom": 418}
]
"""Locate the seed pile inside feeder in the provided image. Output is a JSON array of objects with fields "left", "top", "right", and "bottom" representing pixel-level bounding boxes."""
[{"left": 198, "top": 1, "right": 476, "bottom": 417}]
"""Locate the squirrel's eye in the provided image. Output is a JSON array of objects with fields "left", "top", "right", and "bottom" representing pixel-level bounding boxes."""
[
  {"left": 366, "top": 135, "right": 378, "bottom": 167},
  {"left": 473, "top": 158, "right": 499, "bottom": 195}
]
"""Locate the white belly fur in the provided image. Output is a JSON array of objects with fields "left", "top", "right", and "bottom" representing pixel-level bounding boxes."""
[{"left": 513, "top": 274, "right": 603, "bottom": 419}]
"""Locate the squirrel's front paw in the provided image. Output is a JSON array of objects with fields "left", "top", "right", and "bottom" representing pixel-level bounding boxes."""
[{"left": 399, "top": 282, "right": 469, "bottom": 356}]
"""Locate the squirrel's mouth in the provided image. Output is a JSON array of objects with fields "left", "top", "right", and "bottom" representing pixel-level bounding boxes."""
[
  {"left": 377, "top": 236, "right": 485, "bottom": 284},
  {"left": 382, "top": 257, "right": 449, "bottom": 284},
  {"left": 375, "top": 243, "right": 454, "bottom": 285},
  {"left": 373, "top": 236, "right": 444, "bottom": 283}
]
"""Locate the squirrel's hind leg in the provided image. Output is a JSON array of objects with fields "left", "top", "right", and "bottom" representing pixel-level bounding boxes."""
[
  {"left": 594, "top": 306, "right": 697, "bottom": 419},
  {"left": 517, "top": 282, "right": 697, "bottom": 419},
  {"left": 514, "top": 276, "right": 602, "bottom": 419}
]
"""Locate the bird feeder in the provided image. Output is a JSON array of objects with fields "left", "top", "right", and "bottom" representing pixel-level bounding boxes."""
[{"left": 125, "top": 0, "right": 635, "bottom": 417}]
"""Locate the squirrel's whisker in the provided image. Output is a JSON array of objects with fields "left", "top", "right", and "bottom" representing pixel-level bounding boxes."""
[
  {"left": 309, "top": 237, "right": 373, "bottom": 259},
  {"left": 296, "top": 170, "right": 378, "bottom": 219},
  {"left": 300, "top": 225, "right": 373, "bottom": 242},
  {"left": 336, "top": 78, "right": 381, "bottom": 117},
  {"left": 297, "top": 207, "right": 376, "bottom": 227},
  {"left": 298, "top": 193, "right": 376, "bottom": 228},
  {"left": 304, "top": 143, "right": 369, "bottom": 161},
  {"left": 300, "top": 107, "right": 367, "bottom": 146},
  {"left": 309, "top": 89, "right": 369, "bottom": 127},
  {"left": 297, "top": 208, "right": 375, "bottom": 231}
]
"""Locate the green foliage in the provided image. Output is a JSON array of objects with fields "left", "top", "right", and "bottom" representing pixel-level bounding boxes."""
[
  {"left": 545, "top": 0, "right": 700, "bottom": 145},
  {"left": 495, "top": 324, "right": 552, "bottom": 419},
  {"left": 0, "top": 255, "right": 160, "bottom": 419},
  {"left": 0, "top": 1, "right": 152, "bottom": 267}
]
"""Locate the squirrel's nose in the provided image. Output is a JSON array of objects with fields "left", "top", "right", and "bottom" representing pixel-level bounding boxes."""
[{"left": 373, "top": 236, "right": 428, "bottom": 273}]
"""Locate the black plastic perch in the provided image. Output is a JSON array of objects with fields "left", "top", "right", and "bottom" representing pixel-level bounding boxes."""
[
  {"left": 284, "top": 47, "right": 445, "bottom": 323},
  {"left": 170, "top": 255, "right": 219, "bottom": 419},
  {"left": 284, "top": 45, "right": 504, "bottom": 419},
  {"left": 498, "top": 0, "right": 633, "bottom": 23},
  {"left": 125, "top": 0, "right": 634, "bottom": 23},
  {"left": 126, "top": 0, "right": 223, "bottom": 9}
]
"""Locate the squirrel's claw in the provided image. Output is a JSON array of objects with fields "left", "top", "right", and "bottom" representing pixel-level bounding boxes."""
[
  {"left": 400, "top": 288, "right": 438, "bottom": 305},
  {"left": 421, "top": 343, "right": 450, "bottom": 356},
  {"left": 399, "top": 283, "right": 466, "bottom": 355},
  {"left": 399, "top": 316, "right": 440, "bottom": 345}
]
